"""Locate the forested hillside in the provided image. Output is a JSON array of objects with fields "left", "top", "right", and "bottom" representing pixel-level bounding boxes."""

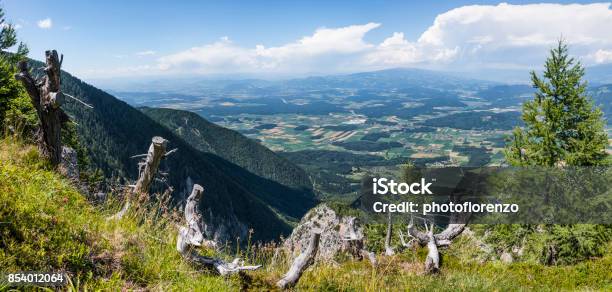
[
  {"left": 27, "top": 59, "right": 317, "bottom": 241},
  {"left": 591, "top": 84, "right": 612, "bottom": 125},
  {"left": 140, "top": 107, "right": 313, "bottom": 192}
]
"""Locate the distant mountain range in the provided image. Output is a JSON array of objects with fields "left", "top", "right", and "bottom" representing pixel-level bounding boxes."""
[
  {"left": 280, "top": 68, "right": 493, "bottom": 90},
  {"left": 29, "top": 60, "right": 318, "bottom": 242},
  {"left": 96, "top": 65, "right": 612, "bottom": 94}
]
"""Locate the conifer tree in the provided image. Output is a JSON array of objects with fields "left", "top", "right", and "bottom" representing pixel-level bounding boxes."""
[
  {"left": 0, "top": 5, "right": 28, "bottom": 63},
  {"left": 500, "top": 40, "right": 611, "bottom": 265},
  {"left": 506, "top": 40, "right": 608, "bottom": 166},
  {"left": 0, "top": 4, "right": 31, "bottom": 132}
]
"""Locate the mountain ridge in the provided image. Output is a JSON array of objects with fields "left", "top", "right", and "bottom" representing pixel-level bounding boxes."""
[{"left": 94, "top": 65, "right": 612, "bottom": 93}]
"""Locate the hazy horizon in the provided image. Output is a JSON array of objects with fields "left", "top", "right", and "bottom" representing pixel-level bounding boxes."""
[{"left": 5, "top": 1, "right": 612, "bottom": 83}]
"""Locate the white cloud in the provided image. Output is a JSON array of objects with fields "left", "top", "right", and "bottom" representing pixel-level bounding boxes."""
[
  {"left": 99, "top": 3, "right": 612, "bottom": 78},
  {"left": 136, "top": 50, "right": 156, "bottom": 56},
  {"left": 255, "top": 23, "right": 380, "bottom": 59},
  {"left": 364, "top": 32, "right": 459, "bottom": 67},
  {"left": 412, "top": 2, "right": 612, "bottom": 69},
  {"left": 157, "top": 38, "right": 258, "bottom": 73},
  {"left": 14, "top": 24, "right": 22, "bottom": 30},
  {"left": 592, "top": 49, "right": 612, "bottom": 63},
  {"left": 37, "top": 18, "right": 52, "bottom": 29},
  {"left": 157, "top": 23, "right": 381, "bottom": 74}
]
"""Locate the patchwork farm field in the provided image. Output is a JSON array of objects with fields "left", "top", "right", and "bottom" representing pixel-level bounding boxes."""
[{"left": 115, "top": 70, "right": 610, "bottom": 199}]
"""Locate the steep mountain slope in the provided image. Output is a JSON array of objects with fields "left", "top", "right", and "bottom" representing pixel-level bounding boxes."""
[
  {"left": 29, "top": 60, "right": 317, "bottom": 241},
  {"left": 140, "top": 107, "right": 312, "bottom": 192}
]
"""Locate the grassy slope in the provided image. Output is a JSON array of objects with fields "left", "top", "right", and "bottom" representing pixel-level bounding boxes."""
[
  {"left": 1, "top": 139, "right": 610, "bottom": 291},
  {"left": 0, "top": 139, "right": 237, "bottom": 290}
]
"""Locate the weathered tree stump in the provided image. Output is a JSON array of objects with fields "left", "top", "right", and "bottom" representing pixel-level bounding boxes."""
[
  {"left": 277, "top": 232, "right": 321, "bottom": 289},
  {"left": 384, "top": 212, "right": 395, "bottom": 256},
  {"left": 15, "top": 50, "right": 69, "bottom": 166},
  {"left": 134, "top": 136, "right": 167, "bottom": 194},
  {"left": 109, "top": 136, "right": 168, "bottom": 219},
  {"left": 423, "top": 223, "right": 440, "bottom": 273},
  {"left": 177, "top": 184, "right": 261, "bottom": 275}
]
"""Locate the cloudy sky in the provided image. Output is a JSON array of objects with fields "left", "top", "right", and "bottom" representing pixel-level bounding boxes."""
[{"left": 4, "top": 1, "right": 612, "bottom": 81}]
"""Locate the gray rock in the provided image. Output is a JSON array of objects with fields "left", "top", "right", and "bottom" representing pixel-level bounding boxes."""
[
  {"left": 282, "top": 204, "right": 365, "bottom": 261},
  {"left": 500, "top": 251, "right": 513, "bottom": 263},
  {"left": 59, "top": 146, "right": 79, "bottom": 182},
  {"left": 93, "top": 192, "right": 107, "bottom": 202}
]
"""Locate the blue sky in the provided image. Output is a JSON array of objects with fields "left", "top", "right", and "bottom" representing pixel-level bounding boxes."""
[{"left": 3, "top": 1, "right": 612, "bottom": 81}]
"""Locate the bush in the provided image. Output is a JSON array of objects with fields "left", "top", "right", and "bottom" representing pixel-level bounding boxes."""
[
  {"left": 480, "top": 224, "right": 612, "bottom": 265},
  {"left": 549, "top": 224, "right": 612, "bottom": 264}
]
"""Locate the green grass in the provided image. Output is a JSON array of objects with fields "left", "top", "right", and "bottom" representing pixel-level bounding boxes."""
[
  {"left": 0, "top": 138, "right": 236, "bottom": 291},
  {"left": 0, "top": 138, "right": 610, "bottom": 291}
]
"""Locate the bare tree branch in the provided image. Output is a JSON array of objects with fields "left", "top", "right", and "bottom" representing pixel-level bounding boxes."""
[
  {"left": 63, "top": 92, "right": 93, "bottom": 109},
  {"left": 164, "top": 148, "right": 178, "bottom": 157}
]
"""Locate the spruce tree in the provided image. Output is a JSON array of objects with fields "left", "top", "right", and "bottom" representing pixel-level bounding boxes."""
[
  {"left": 0, "top": 4, "right": 32, "bottom": 133},
  {"left": 500, "top": 40, "right": 611, "bottom": 265},
  {"left": 506, "top": 40, "right": 608, "bottom": 167},
  {"left": 0, "top": 5, "right": 28, "bottom": 63}
]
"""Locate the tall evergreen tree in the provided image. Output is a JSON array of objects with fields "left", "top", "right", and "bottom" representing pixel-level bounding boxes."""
[
  {"left": 0, "top": 3, "right": 32, "bottom": 133},
  {"left": 506, "top": 40, "right": 608, "bottom": 167},
  {"left": 500, "top": 40, "right": 611, "bottom": 265}
]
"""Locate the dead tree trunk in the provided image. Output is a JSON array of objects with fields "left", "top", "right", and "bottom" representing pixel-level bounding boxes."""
[
  {"left": 134, "top": 136, "right": 167, "bottom": 194},
  {"left": 182, "top": 184, "right": 216, "bottom": 248},
  {"left": 109, "top": 136, "right": 168, "bottom": 219},
  {"left": 15, "top": 50, "right": 69, "bottom": 166},
  {"left": 341, "top": 216, "right": 377, "bottom": 266},
  {"left": 406, "top": 214, "right": 467, "bottom": 274},
  {"left": 423, "top": 223, "right": 440, "bottom": 273},
  {"left": 277, "top": 232, "right": 320, "bottom": 289},
  {"left": 177, "top": 184, "right": 261, "bottom": 275},
  {"left": 384, "top": 212, "right": 395, "bottom": 256}
]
